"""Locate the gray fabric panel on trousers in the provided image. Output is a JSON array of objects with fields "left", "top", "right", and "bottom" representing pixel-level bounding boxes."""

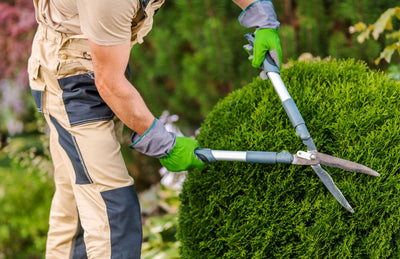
[
  {"left": 72, "top": 219, "right": 88, "bottom": 259},
  {"left": 101, "top": 185, "right": 142, "bottom": 259},
  {"left": 49, "top": 115, "right": 93, "bottom": 184},
  {"left": 30, "top": 89, "right": 44, "bottom": 112},
  {"left": 57, "top": 72, "right": 114, "bottom": 126}
]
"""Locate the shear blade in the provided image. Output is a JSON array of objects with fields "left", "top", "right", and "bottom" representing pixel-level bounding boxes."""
[
  {"left": 315, "top": 152, "right": 380, "bottom": 177},
  {"left": 293, "top": 151, "right": 380, "bottom": 177},
  {"left": 311, "top": 165, "right": 355, "bottom": 213}
]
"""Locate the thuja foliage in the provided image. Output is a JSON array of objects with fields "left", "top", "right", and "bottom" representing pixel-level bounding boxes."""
[{"left": 179, "top": 59, "right": 400, "bottom": 258}]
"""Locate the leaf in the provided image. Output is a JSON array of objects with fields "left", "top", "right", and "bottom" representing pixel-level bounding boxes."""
[
  {"left": 350, "top": 22, "right": 371, "bottom": 43},
  {"left": 374, "top": 57, "right": 382, "bottom": 65},
  {"left": 395, "top": 6, "right": 400, "bottom": 20},
  {"left": 375, "top": 43, "right": 399, "bottom": 64},
  {"left": 356, "top": 29, "right": 371, "bottom": 43},
  {"left": 349, "top": 22, "right": 367, "bottom": 33},
  {"left": 372, "top": 8, "right": 396, "bottom": 40},
  {"left": 385, "top": 31, "right": 400, "bottom": 40}
]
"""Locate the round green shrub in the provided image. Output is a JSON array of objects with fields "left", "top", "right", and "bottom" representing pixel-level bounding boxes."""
[{"left": 178, "top": 59, "right": 400, "bottom": 258}]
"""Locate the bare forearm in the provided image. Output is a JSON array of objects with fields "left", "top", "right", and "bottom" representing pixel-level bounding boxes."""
[
  {"left": 89, "top": 40, "right": 154, "bottom": 135},
  {"left": 97, "top": 76, "right": 154, "bottom": 135},
  {"left": 232, "top": 0, "right": 256, "bottom": 9}
]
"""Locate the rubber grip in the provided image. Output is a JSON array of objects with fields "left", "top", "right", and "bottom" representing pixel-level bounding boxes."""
[
  {"left": 282, "top": 98, "right": 305, "bottom": 128},
  {"left": 246, "top": 151, "right": 293, "bottom": 164},
  {"left": 246, "top": 151, "right": 278, "bottom": 163},
  {"left": 194, "top": 148, "right": 216, "bottom": 163},
  {"left": 262, "top": 52, "right": 280, "bottom": 74}
]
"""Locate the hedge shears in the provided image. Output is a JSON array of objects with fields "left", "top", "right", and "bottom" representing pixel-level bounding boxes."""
[{"left": 194, "top": 33, "right": 379, "bottom": 213}]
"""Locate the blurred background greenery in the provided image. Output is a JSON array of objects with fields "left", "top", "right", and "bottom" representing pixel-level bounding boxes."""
[{"left": 0, "top": 0, "right": 399, "bottom": 258}]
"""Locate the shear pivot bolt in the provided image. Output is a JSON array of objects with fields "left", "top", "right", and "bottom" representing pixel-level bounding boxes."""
[{"left": 296, "top": 151, "right": 316, "bottom": 161}]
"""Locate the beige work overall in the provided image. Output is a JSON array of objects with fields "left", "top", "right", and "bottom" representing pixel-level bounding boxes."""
[
  {"left": 27, "top": 1, "right": 163, "bottom": 257},
  {"left": 28, "top": 23, "right": 141, "bottom": 258}
]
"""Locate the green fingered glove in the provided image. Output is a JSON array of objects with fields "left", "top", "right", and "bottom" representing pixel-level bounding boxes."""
[
  {"left": 238, "top": 0, "right": 282, "bottom": 69},
  {"left": 252, "top": 28, "right": 282, "bottom": 69},
  {"left": 159, "top": 137, "right": 205, "bottom": 172}
]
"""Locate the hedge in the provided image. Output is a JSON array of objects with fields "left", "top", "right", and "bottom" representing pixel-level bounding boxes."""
[{"left": 178, "top": 59, "right": 400, "bottom": 258}]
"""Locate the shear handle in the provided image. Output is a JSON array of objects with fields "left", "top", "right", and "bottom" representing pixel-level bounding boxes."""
[{"left": 194, "top": 148, "right": 293, "bottom": 164}]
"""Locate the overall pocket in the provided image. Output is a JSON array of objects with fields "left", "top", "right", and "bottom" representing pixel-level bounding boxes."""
[
  {"left": 28, "top": 57, "right": 45, "bottom": 113},
  {"left": 58, "top": 72, "right": 114, "bottom": 126},
  {"left": 57, "top": 37, "right": 94, "bottom": 79}
]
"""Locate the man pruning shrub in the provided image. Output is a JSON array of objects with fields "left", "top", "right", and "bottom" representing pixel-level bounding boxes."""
[{"left": 28, "top": 0, "right": 281, "bottom": 257}]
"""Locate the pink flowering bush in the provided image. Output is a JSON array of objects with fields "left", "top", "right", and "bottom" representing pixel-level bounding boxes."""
[{"left": 0, "top": 0, "right": 37, "bottom": 135}]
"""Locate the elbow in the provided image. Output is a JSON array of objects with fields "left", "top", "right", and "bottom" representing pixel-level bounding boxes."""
[
  {"left": 94, "top": 74, "right": 108, "bottom": 97},
  {"left": 94, "top": 73, "right": 123, "bottom": 98}
]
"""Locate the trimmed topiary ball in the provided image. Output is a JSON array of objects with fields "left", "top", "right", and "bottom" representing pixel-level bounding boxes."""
[{"left": 178, "top": 59, "right": 400, "bottom": 258}]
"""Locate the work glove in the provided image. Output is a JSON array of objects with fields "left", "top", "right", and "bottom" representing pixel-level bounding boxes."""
[
  {"left": 159, "top": 137, "right": 205, "bottom": 172},
  {"left": 130, "top": 119, "right": 204, "bottom": 172},
  {"left": 239, "top": 0, "right": 282, "bottom": 69}
]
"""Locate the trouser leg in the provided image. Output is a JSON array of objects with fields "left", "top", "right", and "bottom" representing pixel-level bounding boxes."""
[
  {"left": 46, "top": 115, "right": 87, "bottom": 259},
  {"left": 45, "top": 113, "right": 142, "bottom": 258},
  {"left": 43, "top": 74, "right": 142, "bottom": 258}
]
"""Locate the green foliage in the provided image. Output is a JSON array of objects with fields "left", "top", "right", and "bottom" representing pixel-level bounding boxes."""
[
  {"left": 388, "top": 63, "right": 400, "bottom": 80},
  {"left": 179, "top": 59, "right": 400, "bottom": 258},
  {"left": 130, "top": 1, "right": 256, "bottom": 132},
  {"left": 351, "top": 6, "right": 400, "bottom": 65},
  {"left": 296, "top": 0, "right": 331, "bottom": 56},
  {"left": 141, "top": 184, "right": 181, "bottom": 259},
  {"left": 0, "top": 136, "right": 54, "bottom": 258},
  {"left": 278, "top": 25, "right": 297, "bottom": 60},
  {"left": 129, "top": 1, "right": 396, "bottom": 134},
  {"left": 332, "top": 0, "right": 398, "bottom": 25},
  {"left": 1, "top": 1, "right": 399, "bottom": 257}
]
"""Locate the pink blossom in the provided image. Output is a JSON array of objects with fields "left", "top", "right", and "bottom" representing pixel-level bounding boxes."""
[{"left": 0, "top": 0, "right": 37, "bottom": 135}]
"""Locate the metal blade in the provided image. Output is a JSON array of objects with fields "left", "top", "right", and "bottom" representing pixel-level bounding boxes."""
[
  {"left": 315, "top": 152, "right": 380, "bottom": 177},
  {"left": 311, "top": 164, "right": 355, "bottom": 213},
  {"left": 293, "top": 151, "right": 380, "bottom": 177}
]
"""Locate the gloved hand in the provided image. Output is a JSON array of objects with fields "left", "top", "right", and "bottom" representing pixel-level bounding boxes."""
[
  {"left": 130, "top": 119, "right": 204, "bottom": 172},
  {"left": 239, "top": 0, "right": 282, "bottom": 69},
  {"left": 252, "top": 28, "right": 282, "bottom": 69},
  {"left": 159, "top": 137, "right": 204, "bottom": 172}
]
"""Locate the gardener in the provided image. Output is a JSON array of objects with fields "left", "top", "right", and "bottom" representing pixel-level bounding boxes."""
[{"left": 27, "top": 0, "right": 281, "bottom": 257}]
